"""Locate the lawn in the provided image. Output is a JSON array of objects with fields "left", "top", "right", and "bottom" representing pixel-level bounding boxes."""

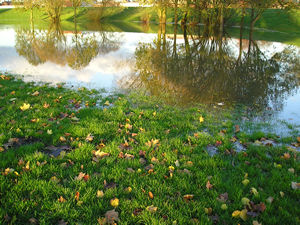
[{"left": 0, "top": 74, "right": 299, "bottom": 224}]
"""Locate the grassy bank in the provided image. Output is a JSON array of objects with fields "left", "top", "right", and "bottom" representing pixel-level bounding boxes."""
[{"left": 0, "top": 74, "right": 299, "bottom": 224}]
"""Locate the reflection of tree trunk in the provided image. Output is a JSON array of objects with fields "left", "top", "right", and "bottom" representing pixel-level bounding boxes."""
[
  {"left": 238, "top": 8, "right": 245, "bottom": 61},
  {"left": 183, "top": 24, "right": 190, "bottom": 57},
  {"left": 219, "top": 6, "right": 224, "bottom": 36},
  {"left": 173, "top": 24, "right": 177, "bottom": 57},
  {"left": 174, "top": 0, "right": 178, "bottom": 25}
]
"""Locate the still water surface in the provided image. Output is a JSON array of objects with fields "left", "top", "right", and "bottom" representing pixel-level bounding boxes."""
[{"left": 0, "top": 23, "right": 299, "bottom": 134}]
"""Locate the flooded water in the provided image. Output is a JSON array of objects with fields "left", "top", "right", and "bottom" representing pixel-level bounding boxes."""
[{"left": 0, "top": 22, "right": 299, "bottom": 134}]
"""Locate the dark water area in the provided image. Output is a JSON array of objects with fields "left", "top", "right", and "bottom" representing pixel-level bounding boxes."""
[{"left": 0, "top": 21, "right": 299, "bottom": 135}]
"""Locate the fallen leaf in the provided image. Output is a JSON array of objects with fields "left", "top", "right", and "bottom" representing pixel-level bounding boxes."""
[
  {"left": 0, "top": 147, "right": 4, "bottom": 152},
  {"left": 110, "top": 198, "right": 119, "bottom": 208},
  {"left": 232, "top": 210, "right": 241, "bottom": 218},
  {"left": 199, "top": 116, "right": 204, "bottom": 123},
  {"left": 235, "top": 125, "right": 240, "bottom": 133},
  {"left": 288, "top": 168, "right": 295, "bottom": 173},
  {"left": 97, "top": 190, "right": 104, "bottom": 198},
  {"left": 204, "top": 207, "right": 212, "bottom": 215},
  {"left": 266, "top": 196, "right": 274, "bottom": 204},
  {"left": 75, "top": 172, "right": 86, "bottom": 181},
  {"left": 86, "top": 134, "right": 94, "bottom": 142},
  {"left": 221, "top": 204, "right": 228, "bottom": 210},
  {"left": 216, "top": 192, "right": 228, "bottom": 203},
  {"left": 206, "top": 180, "right": 213, "bottom": 190},
  {"left": 32, "top": 91, "right": 39, "bottom": 96},
  {"left": 149, "top": 191, "right": 154, "bottom": 199},
  {"left": 183, "top": 194, "right": 194, "bottom": 200},
  {"left": 291, "top": 182, "right": 300, "bottom": 190},
  {"left": 105, "top": 209, "right": 119, "bottom": 224},
  {"left": 240, "top": 209, "right": 247, "bottom": 221},
  {"left": 60, "top": 136, "right": 66, "bottom": 142},
  {"left": 58, "top": 196, "right": 66, "bottom": 203},
  {"left": 241, "top": 197, "right": 250, "bottom": 206},
  {"left": 20, "top": 103, "right": 30, "bottom": 111},
  {"left": 75, "top": 191, "right": 80, "bottom": 201},
  {"left": 297, "top": 137, "right": 300, "bottom": 143},
  {"left": 253, "top": 221, "right": 262, "bottom": 225},
  {"left": 28, "top": 218, "right": 38, "bottom": 224},
  {"left": 251, "top": 187, "right": 259, "bottom": 196},
  {"left": 146, "top": 205, "right": 158, "bottom": 213},
  {"left": 133, "top": 208, "right": 143, "bottom": 216},
  {"left": 242, "top": 179, "right": 250, "bottom": 186}
]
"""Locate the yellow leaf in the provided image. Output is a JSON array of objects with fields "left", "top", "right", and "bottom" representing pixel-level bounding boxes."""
[
  {"left": 20, "top": 103, "right": 30, "bottom": 111},
  {"left": 0, "top": 147, "right": 4, "bottom": 152},
  {"left": 239, "top": 209, "right": 247, "bottom": 221},
  {"left": 97, "top": 190, "right": 104, "bottom": 198},
  {"left": 104, "top": 101, "right": 110, "bottom": 106},
  {"left": 110, "top": 198, "right": 119, "bottom": 208},
  {"left": 241, "top": 197, "right": 250, "bottom": 205},
  {"left": 232, "top": 210, "right": 241, "bottom": 218},
  {"left": 47, "top": 129, "right": 53, "bottom": 135},
  {"left": 199, "top": 116, "right": 204, "bottom": 123},
  {"left": 146, "top": 205, "right": 157, "bottom": 213},
  {"left": 251, "top": 187, "right": 259, "bottom": 196},
  {"left": 242, "top": 179, "right": 250, "bottom": 186},
  {"left": 221, "top": 204, "right": 228, "bottom": 210}
]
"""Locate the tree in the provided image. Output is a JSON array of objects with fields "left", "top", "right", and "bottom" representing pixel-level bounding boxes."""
[{"left": 39, "top": 0, "right": 65, "bottom": 23}]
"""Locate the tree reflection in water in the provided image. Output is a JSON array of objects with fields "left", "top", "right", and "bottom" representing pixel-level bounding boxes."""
[
  {"left": 15, "top": 20, "right": 121, "bottom": 71},
  {"left": 123, "top": 24, "right": 299, "bottom": 113}
]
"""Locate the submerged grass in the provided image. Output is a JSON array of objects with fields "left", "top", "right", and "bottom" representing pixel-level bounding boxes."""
[{"left": 0, "top": 75, "right": 299, "bottom": 224}]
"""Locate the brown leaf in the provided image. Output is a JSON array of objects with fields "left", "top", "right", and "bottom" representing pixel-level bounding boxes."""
[
  {"left": 105, "top": 209, "right": 119, "bottom": 224},
  {"left": 133, "top": 208, "right": 143, "bottom": 216},
  {"left": 206, "top": 180, "right": 213, "bottom": 190},
  {"left": 86, "top": 134, "right": 94, "bottom": 142},
  {"left": 235, "top": 125, "right": 240, "bottom": 133},
  {"left": 58, "top": 196, "right": 66, "bottom": 203},
  {"left": 75, "top": 172, "right": 86, "bottom": 181},
  {"left": 216, "top": 192, "right": 228, "bottom": 203},
  {"left": 297, "top": 137, "right": 300, "bottom": 143},
  {"left": 148, "top": 191, "right": 154, "bottom": 199},
  {"left": 183, "top": 194, "right": 194, "bottom": 200},
  {"left": 75, "top": 191, "right": 80, "bottom": 201},
  {"left": 29, "top": 218, "right": 38, "bottom": 224},
  {"left": 57, "top": 219, "right": 68, "bottom": 225}
]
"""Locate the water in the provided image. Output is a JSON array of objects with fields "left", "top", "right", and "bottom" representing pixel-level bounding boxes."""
[{"left": 0, "top": 22, "right": 299, "bottom": 135}]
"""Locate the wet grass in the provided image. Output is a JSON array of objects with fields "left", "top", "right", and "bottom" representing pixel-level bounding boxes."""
[{"left": 0, "top": 75, "right": 299, "bottom": 224}]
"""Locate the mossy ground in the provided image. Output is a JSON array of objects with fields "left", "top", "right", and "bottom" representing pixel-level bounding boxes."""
[{"left": 0, "top": 75, "right": 299, "bottom": 224}]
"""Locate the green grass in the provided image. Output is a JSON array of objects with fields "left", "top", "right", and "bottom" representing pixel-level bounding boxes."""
[{"left": 0, "top": 74, "right": 299, "bottom": 224}]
